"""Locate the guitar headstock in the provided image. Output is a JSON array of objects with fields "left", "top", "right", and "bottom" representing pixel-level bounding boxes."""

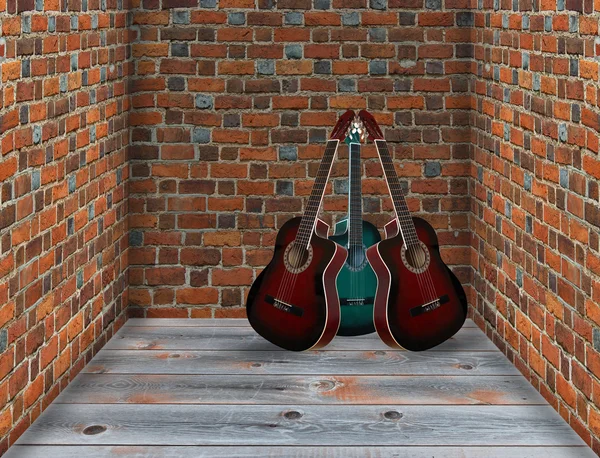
[
  {"left": 344, "top": 116, "right": 365, "bottom": 145},
  {"left": 357, "top": 110, "right": 384, "bottom": 141},
  {"left": 329, "top": 110, "right": 355, "bottom": 141}
]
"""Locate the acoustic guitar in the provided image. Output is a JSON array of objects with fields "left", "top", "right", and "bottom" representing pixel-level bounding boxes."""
[
  {"left": 329, "top": 117, "right": 380, "bottom": 336},
  {"left": 359, "top": 110, "right": 468, "bottom": 351},
  {"left": 246, "top": 110, "right": 353, "bottom": 351}
]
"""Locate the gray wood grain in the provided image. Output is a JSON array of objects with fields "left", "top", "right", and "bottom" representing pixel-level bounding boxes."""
[
  {"left": 8, "top": 318, "right": 594, "bottom": 458},
  {"left": 14, "top": 404, "right": 587, "bottom": 446},
  {"left": 55, "top": 374, "right": 546, "bottom": 405},
  {"left": 125, "top": 318, "right": 252, "bottom": 327},
  {"left": 123, "top": 318, "right": 478, "bottom": 329},
  {"left": 84, "top": 350, "right": 520, "bottom": 376},
  {"left": 5, "top": 445, "right": 596, "bottom": 458},
  {"left": 106, "top": 326, "right": 495, "bottom": 352}
]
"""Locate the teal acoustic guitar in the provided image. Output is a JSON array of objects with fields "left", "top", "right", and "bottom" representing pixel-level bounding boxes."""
[{"left": 329, "top": 118, "right": 380, "bottom": 336}]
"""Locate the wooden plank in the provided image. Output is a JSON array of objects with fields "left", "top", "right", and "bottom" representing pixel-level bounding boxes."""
[
  {"left": 14, "top": 404, "right": 587, "bottom": 446},
  {"left": 5, "top": 445, "right": 596, "bottom": 458},
  {"left": 124, "top": 318, "right": 478, "bottom": 329},
  {"left": 84, "top": 350, "right": 520, "bottom": 376},
  {"left": 124, "top": 318, "right": 252, "bottom": 327},
  {"left": 106, "top": 326, "right": 496, "bottom": 352},
  {"left": 56, "top": 374, "right": 546, "bottom": 405}
]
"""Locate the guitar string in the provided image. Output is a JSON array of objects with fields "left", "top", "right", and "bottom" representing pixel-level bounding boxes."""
[
  {"left": 386, "top": 156, "right": 431, "bottom": 306},
  {"left": 348, "top": 142, "right": 355, "bottom": 302},
  {"left": 385, "top": 150, "right": 439, "bottom": 305},
  {"left": 274, "top": 145, "right": 328, "bottom": 305},
  {"left": 387, "top": 144, "right": 439, "bottom": 304},
  {"left": 347, "top": 135, "right": 367, "bottom": 305},
  {"left": 375, "top": 140, "right": 430, "bottom": 304},
  {"left": 276, "top": 143, "right": 334, "bottom": 304},
  {"left": 274, "top": 131, "right": 440, "bottom": 313},
  {"left": 377, "top": 140, "right": 439, "bottom": 304},
  {"left": 349, "top": 142, "right": 362, "bottom": 303},
  {"left": 283, "top": 140, "right": 340, "bottom": 304},
  {"left": 354, "top": 144, "right": 366, "bottom": 304},
  {"left": 355, "top": 143, "right": 363, "bottom": 303},
  {"left": 388, "top": 170, "right": 437, "bottom": 305},
  {"left": 276, "top": 140, "right": 339, "bottom": 306}
]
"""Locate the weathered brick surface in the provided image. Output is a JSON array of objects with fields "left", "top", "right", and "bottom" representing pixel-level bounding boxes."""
[
  {"left": 469, "top": 1, "right": 600, "bottom": 454},
  {"left": 2, "top": 0, "right": 599, "bottom": 453},
  {"left": 128, "top": 2, "right": 473, "bottom": 322},
  {"left": 0, "top": 0, "right": 132, "bottom": 452}
]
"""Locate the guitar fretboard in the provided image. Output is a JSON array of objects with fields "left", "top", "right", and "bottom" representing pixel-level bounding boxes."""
[
  {"left": 348, "top": 142, "right": 363, "bottom": 248},
  {"left": 374, "top": 139, "right": 419, "bottom": 246},
  {"left": 295, "top": 139, "right": 340, "bottom": 247}
]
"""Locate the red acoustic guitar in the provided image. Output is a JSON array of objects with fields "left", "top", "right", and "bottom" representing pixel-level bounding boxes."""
[
  {"left": 246, "top": 111, "right": 353, "bottom": 351},
  {"left": 359, "top": 110, "right": 468, "bottom": 351}
]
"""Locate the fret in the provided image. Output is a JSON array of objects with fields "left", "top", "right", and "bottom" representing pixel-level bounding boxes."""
[
  {"left": 296, "top": 140, "right": 340, "bottom": 247},
  {"left": 374, "top": 140, "right": 420, "bottom": 246},
  {"left": 348, "top": 143, "right": 363, "bottom": 248}
]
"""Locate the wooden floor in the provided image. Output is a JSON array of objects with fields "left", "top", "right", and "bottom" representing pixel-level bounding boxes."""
[{"left": 6, "top": 318, "right": 595, "bottom": 457}]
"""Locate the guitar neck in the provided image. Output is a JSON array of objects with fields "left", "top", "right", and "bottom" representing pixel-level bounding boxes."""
[
  {"left": 374, "top": 139, "right": 419, "bottom": 246},
  {"left": 348, "top": 142, "right": 363, "bottom": 248},
  {"left": 296, "top": 139, "right": 340, "bottom": 247}
]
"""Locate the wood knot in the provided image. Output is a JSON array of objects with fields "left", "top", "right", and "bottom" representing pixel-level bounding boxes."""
[
  {"left": 251, "top": 363, "right": 262, "bottom": 367},
  {"left": 309, "top": 380, "right": 336, "bottom": 392},
  {"left": 83, "top": 425, "right": 107, "bottom": 435},
  {"left": 384, "top": 411, "right": 403, "bottom": 421},
  {"left": 374, "top": 350, "right": 386, "bottom": 356},
  {"left": 284, "top": 410, "right": 303, "bottom": 420},
  {"left": 459, "top": 364, "right": 473, "bottom": 370},
  {"left": 169, "top": 354, "right": 181, "bottom": 359}
]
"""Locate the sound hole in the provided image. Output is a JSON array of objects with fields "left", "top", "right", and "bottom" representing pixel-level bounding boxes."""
[
  {"left": 347, "top": 245, "right": 366, "bottom": 270},
  {"left": 287, "top": 243, "right": 309, "bottom": 269},
  {"left": 404, "top": 243, "right": 427, "bottom": 269}
]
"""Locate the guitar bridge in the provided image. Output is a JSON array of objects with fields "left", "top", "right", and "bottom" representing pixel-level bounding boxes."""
[
  {"left": 409, "top": 295, "right": 449, "bottom": 317},
  {"left": 265, "top": 295, "right": 304, "bottom": 317},
  {"left": 345, "top": 298, "right": 365, "bottom": 305},
  {"left": 341, "top": 297, "right": 374, "bottom": 306}
]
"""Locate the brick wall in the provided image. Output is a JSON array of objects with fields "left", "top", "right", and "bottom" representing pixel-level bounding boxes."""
[
  {"left": 0, "top": 0, "right": 131, "bottom": 452},
  {"left": 469, "top": 0, "right": 600, "bottom": 454},
  {"left": 127, "top": 0, "right": 474, "bottom": 318},
  {"left": 2, "top": 0, "right": 600, "bottom": 454}
]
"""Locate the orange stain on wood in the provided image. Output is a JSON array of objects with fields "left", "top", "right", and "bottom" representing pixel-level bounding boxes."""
[
  {"left": 138, "top": 342, "right": 163, "bottom": 350},
  {"left": 468, "top": 389, "right": 507, "bottom": 405}
]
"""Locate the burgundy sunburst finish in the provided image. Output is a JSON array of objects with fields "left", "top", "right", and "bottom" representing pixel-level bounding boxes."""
[
  {"left": 367, "top": 219, "right": 468, "bottom": 351},
  {"left": 246, "top": 111, "right": 354, "bottom": 351},
  {"left": 246, "top": 217, "right": 346, "bottom": 351},
  {"left": 359, "top": 110, "right": 467, "bottom": 351}
]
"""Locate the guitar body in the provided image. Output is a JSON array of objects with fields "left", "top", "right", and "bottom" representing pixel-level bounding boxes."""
[
  {"left": 329, "top": 219, "right": 380, "bottom": 336},
  {"left": 246, "top": 217, "right": 347, "bottom": 351},
  {"left": 366, "top": 217, "right": 468, "bottom": 351}
]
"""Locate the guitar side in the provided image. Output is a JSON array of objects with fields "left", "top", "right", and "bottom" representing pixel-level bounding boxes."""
[
  {"left": 246, "top": 110, "right": 353, "bottom": 351},
  {"left": 246, "top": 217, "right": 346, "bottom": 351},
  {"left": 330, "top": 219, "right": 380, "bottom": 336},
  {"left": 366, "top": 217, "right": 468, "bottom": 351}
]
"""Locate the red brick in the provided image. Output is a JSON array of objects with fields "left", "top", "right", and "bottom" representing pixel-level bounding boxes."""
[
  {"left": 242, "top": 114, "right": 279, "bottom": 127},
  {"left": 176, "top": 288, "right": 218, "bottom": 305},
  {"left": 218, "top": 61, "right": 255, "bottom": 75},
  {"left": 180, "top": 248, "right": 221, "bottom": 266},
  {"left": 1, "top": 0, "right": 597, "bottom": 450},
  {"left": 305, "top": 12, "right": 340, "bottom": 26},
  {"left": 212, "top": 268, "right": 253, "bottom": 286},
  {"left": 145, "top": 268, "right": 186, "bottom": 286},
  {"left": 204, "top": 232, "right": 241, "bottom": 247}
]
